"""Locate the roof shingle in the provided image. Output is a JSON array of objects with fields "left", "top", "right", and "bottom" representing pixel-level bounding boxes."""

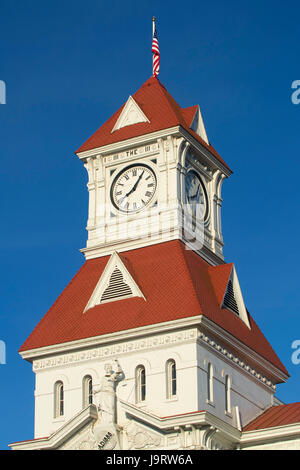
[
  {"left": 76, "top": 77, "right": 230, "bottom": 171},
  {"left": 243, "top": 402, "right": 300, "bottom": 431},
  {"left": 19, "top": 240, "right": 287, "bottom": 378}
]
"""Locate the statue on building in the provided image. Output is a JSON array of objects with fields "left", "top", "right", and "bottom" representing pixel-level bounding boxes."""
[{"left": 93, "top": 359, "right": 123, "bottom": 424}]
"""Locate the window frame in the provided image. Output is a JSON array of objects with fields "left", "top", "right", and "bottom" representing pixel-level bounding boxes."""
[
  {"left": 207, "top": 362, "right": 214, "bottom": 404},
  {"left": 225, "top": 374, "right": 231, "bottom": 414},
  {"left": 54, "top": 381, "right": 64, "bottom": 418},
  {"left": 82, "top": 375, "right": 93, "bottom": 408},
  {"left": 166, "top": 359, "right": 177, "bottom": 399},
  {"left": 135, "top": 365, "right": 146, "bottom": 403}
]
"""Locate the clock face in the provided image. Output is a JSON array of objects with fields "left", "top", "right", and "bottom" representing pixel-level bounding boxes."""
[
  {"left": 111, "top": 164, "right": 157, "bottom": 213},
  {"left": 185, "top": 170, "right": 207, "bottom": 220}
]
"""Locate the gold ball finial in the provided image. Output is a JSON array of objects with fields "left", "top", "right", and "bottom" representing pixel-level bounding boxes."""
[{"left": 152, "top": 16, "right": 155, "bottom": 21}]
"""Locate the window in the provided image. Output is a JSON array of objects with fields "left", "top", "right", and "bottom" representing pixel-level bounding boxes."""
[
  {"left": 207, "top": 363, "right": 213, "bottom": 403},
  {"left": 135, "top": 365, "right": 146, "bottom": 403},
  {"left": 82, "top": 375, "right": 93, "bottom": 408},
  {"left": 225, "top": 375, "right": 231, "bottom": 413},
  {"left": 166, "top": 359, "right": 177, "bottom": 398},
  {"left": 54, "top": 381, "right": 64, "bottom": 418}
]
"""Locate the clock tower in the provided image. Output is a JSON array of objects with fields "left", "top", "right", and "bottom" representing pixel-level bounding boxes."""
[
  {"left": 76, "top": 76, "right": 231, "bottom": 266},
  {"left": 11, "top": 75, "right": 294, "bottom": 451}
]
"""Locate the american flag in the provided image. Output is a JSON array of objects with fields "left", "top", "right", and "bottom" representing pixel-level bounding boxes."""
[{"left": 152, "top": 22, "right": 160, "bottom": 77}]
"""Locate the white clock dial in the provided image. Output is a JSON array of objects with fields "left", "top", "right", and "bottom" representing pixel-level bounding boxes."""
[
  {"left": 111, "top": 164, "right": 157, "bottom": 213},
  {"left": 185, "top": 170, "right": 208, "bottom": 220}
]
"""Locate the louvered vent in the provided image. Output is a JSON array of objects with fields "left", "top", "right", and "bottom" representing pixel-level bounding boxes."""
[
  {"left": 223, "top": 280, "right": 239, "bottom": 315},
  {"left": 101, "top": 267, "right": 132, "bottom": 302}
]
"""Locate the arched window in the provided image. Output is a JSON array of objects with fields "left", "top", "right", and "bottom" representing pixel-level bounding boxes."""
[
  {"left": 207, "top": 363, "right": 213, "bottom": 403},
  {"left": 54, "top": 381, "right": 64, "bottom": 418},
  {"left": 166, "top": 359, "right": 177, "bottom": 398},
  {"left": 225, "top": 375, "right": 231, "bottom": 413},
  {"left": 82, "top": 375, "right": 93, "bottom": 408},
  {"left": 135, "top": 365, "right": 146, "bottom": 403}
]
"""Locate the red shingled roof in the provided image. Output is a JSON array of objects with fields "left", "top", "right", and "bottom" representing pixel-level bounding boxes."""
[
  {"left": 76, "top": 77, "right": 230, "bottom": 171},
  {"left": 19, "top": 240, "right": 287, "bottom": 377},
  {"left": 243, "top": 402, "right": 300, "bottom": 431}
]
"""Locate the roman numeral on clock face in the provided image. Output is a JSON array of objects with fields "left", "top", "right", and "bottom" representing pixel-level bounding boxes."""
[{"left": 111, "top": 164, "right": 157, "bottom": 213}]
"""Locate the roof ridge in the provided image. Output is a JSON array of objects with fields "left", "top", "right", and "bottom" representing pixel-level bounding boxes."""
[
  {"left": 178, "top": 244, "right": 211, "bottom": 314},
  {"left": 152, "top": 78, "right": 187, "bottom": 126}
]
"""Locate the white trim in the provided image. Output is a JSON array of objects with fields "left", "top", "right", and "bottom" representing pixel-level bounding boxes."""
[
  {"left": 20, "top": 317, "right": 201, "bottom": 361},
  {"left": 9, "top": 405, "right": 98, "bottom": 450},
  {"left": 240, "top": 422, "right": 300, "bottom": 446},
  {"left": 20, "top": 314, "right": 288, "bottom": 386},
  {"left": 76, "top": 126, "right": 182, "bottom": 160},
  {"left": 120, "top": 399, "right": 241, "bottom": 442},
  {"left": 199, "top": 316, "right": 288, "bottom": 384}
]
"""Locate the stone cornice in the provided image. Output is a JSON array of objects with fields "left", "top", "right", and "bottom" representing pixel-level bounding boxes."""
[
  {"left": 178, "top": 127, "right": 232, "bottom": 177},
  {"left": 9, "top": 404, "right": 98, "bottom": 450},
  {"left": 20, "top": 316, "right": 202, "bottom": 362},
  {"left": 197, "top": 330, "right": 276, "bottom": 391},
  {"left": 20, "top": 314, "right": 288, "bottom": 389},
  {"left": 31, "top": 328, "right": 198, "bottom": 371},
  {"left": 200, "top": 316, "right": 289, "bottom": 385},
  {"left": 120, "top": 400, "right": 241, "bottom": 443},
  {"left": 76, "top": 127, "right": 182, "bottom": 160},
  {"left": 240, "top": 422, "right": 300, "bottom": 447}
]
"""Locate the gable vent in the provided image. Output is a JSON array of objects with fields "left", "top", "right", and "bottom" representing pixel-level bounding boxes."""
[
  {"left": 223, "top": 280, "right": 239, "bottom": 315},
  {"left": 100, "top": 267, "right": 133, "bottom": 302}
]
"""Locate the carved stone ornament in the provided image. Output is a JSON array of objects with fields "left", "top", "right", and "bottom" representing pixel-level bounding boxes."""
[{"left": 124, "top": 421, "right": 161, "bottom": 450}]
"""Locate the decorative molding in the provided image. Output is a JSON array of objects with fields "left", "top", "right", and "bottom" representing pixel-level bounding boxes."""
[
  {"left": 197, "top": 331, "right": 276, "bottom": 390},
  {"left": 103, "top": 143, "right": 158, "bottom": 166},
  {"left": 32, "top": 329, "right": 198, "bottom": 371},
  {"left": 76, "top": 127, "right": 182, "bottom": 160},
  {"left": 199, "top": 315, "right": 288, "bottom": 384}
]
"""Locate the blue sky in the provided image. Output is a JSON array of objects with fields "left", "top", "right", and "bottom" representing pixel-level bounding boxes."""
[{"left": 1, "top": 0, "right": 300, "bottom": 449}]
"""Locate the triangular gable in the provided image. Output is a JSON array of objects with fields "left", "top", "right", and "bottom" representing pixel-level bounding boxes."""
[
  {"left": 84, "top": 252, "right": 145, "bottom": 312},
  {"left": 189, "top": 105, "right": 209, "bottom": 145},
  {"left": 208, "top": 263, "right": 250, "bottom": 328},
  {"left": 19, "top": 241, "right": 288, "bottom": 378},
  {"left": 75, "top": 77, "right": 231, "bottom": 171},
  {"left": 111, "top": 96, "right": 150, "bottom": 133}
]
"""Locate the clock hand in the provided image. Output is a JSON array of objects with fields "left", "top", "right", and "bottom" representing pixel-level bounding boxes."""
[
  {"left": 125, "top": 170, "right": 145, "bottom": 198},
  {"left": 117, "top": 171, "right": 145, "bottom": 206}
]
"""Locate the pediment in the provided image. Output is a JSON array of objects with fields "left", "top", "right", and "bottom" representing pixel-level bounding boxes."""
[
  {"left": 221, "top": 265, "right": 250, "bottom": 329},
  {"left": 111, "top": 96, "right": 150, "bottom": 133},
  {"left": 84, "top": 252, "right": 145, "bottom": 312},
  {"left": 190, "top": 105, "right": 209, "bottom": 144}
]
